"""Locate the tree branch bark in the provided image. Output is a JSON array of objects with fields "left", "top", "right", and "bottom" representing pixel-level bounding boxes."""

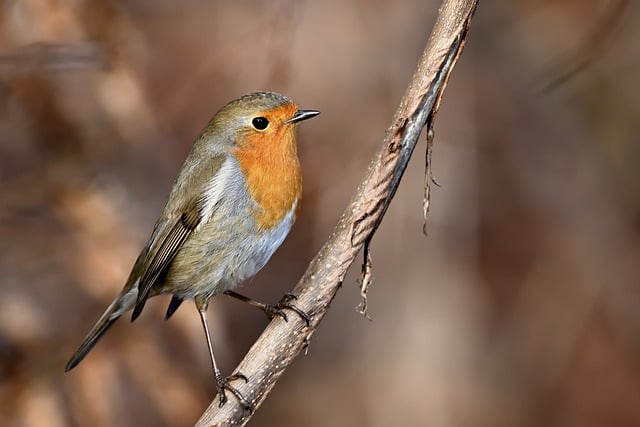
[{"left": 196, "top": 1, "right": 478, "bottom": 425}]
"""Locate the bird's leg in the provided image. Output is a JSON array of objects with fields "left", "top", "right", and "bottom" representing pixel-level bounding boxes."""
[
  {"left": 224, "top": 290, "right": 310, "bottom": 326},
  {"left": 195, "top": 298, "right": 253, "bottom": 413}
]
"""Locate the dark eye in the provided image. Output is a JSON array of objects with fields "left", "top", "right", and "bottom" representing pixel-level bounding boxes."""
[{"left": 251, "top": 117, "right": 269, "bottom": 130}]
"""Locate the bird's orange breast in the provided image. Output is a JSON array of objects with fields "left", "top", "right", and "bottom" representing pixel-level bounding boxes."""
[{"left": 233, "top": 123, "right": 302, "bottom": 230}]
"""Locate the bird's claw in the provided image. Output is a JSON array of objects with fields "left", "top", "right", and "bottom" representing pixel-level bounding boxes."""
[
  {"left": 264, "top": 293, "right": 311, "bottom": 326},
  {"left": 215, "top": 370, "right": 253, "bottom": 413}
]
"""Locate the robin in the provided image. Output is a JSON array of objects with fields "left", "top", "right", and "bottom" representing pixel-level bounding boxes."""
[{"left": 65, "top": 91, "right": 320, "bottom": 410}]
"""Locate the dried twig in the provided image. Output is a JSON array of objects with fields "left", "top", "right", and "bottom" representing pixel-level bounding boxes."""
[
  {"left": 423, "top": 123, "right": 436, "bottom": 235},
  {"left": 196, "top": 1, "right": 477, "bottom": 425}
]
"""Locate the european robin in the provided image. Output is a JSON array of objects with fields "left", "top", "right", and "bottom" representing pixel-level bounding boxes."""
[{"left": 65, "top": 91, "right": 319, "bottom": 409}]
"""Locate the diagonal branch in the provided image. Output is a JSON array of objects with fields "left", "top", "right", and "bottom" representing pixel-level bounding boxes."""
[{"left": 196, "top": 1, "right": 478, "bottom": 425}]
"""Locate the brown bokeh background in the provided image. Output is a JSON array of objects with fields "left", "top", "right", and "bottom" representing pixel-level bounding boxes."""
[{"left": 2, "top": 1, "right": 640, "bottom": 426}]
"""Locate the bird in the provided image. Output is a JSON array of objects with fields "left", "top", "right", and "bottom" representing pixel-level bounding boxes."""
[{"left": 65, "top": 91, "right": 319, "bottom": 410}]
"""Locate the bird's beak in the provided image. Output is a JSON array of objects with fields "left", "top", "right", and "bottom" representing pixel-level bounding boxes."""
[{"left": 285, "top": 109, "right": 320, "bottom": 124}]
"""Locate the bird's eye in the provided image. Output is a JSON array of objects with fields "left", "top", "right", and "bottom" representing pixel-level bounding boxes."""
[{"left": 251, "top": 117, "right": 269, "bottom": 130}]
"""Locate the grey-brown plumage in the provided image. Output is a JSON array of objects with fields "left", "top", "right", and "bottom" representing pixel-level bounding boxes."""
[{"left": 65, "top": 92, "right": 319, "bottom": 409}]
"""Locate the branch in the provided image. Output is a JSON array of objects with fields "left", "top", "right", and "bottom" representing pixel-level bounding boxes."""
[{"left": 196, "top": 1, "right": 477, "bottom": 425}]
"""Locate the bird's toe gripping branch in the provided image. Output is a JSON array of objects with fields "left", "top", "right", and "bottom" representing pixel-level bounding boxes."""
[
  {"left": 215, "top": 370, "right": 253, "bottom": 413},
  {"left": 224, "top": 290, "right": 311, "bottom": 326}
]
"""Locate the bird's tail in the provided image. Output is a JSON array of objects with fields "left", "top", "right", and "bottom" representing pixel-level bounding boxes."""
[{"left": 65, "top": 288, "right": 136, "bottom": 372}]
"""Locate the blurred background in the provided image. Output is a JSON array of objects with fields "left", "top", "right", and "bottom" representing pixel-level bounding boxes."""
[{"left": 1, "top": 0, "right": 639, "bottom": 426}]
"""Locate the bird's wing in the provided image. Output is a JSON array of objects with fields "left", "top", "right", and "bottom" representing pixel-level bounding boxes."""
[
  {"left": 130, "top": 198, "right": 201, "bottom": 320},
  {"left": 129, "top": 154, "right": 231, "bottom": 320}
]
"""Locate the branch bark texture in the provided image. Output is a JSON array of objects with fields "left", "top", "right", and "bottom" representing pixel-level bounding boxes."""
[{"left": 196, "top": 1, "right": 477, "bottom": 425}]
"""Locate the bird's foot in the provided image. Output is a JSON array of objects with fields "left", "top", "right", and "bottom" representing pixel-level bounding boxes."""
[
  {"left": 215, "top": 370, "right": 253, "bottom": 413},
  {"left": 264, "top": 293, "right": 311, "bottom": 326}
]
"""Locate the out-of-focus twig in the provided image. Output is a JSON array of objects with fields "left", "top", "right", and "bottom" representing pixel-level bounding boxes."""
[
  {"left": 196, "top": 1, "right": 477, "bottom": 425},
  {"left": 0, "top": 42, "right": 106, "bottom": 76},
  {"left": 543, "top": 0, "right": 628, "bottom": 91}
]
